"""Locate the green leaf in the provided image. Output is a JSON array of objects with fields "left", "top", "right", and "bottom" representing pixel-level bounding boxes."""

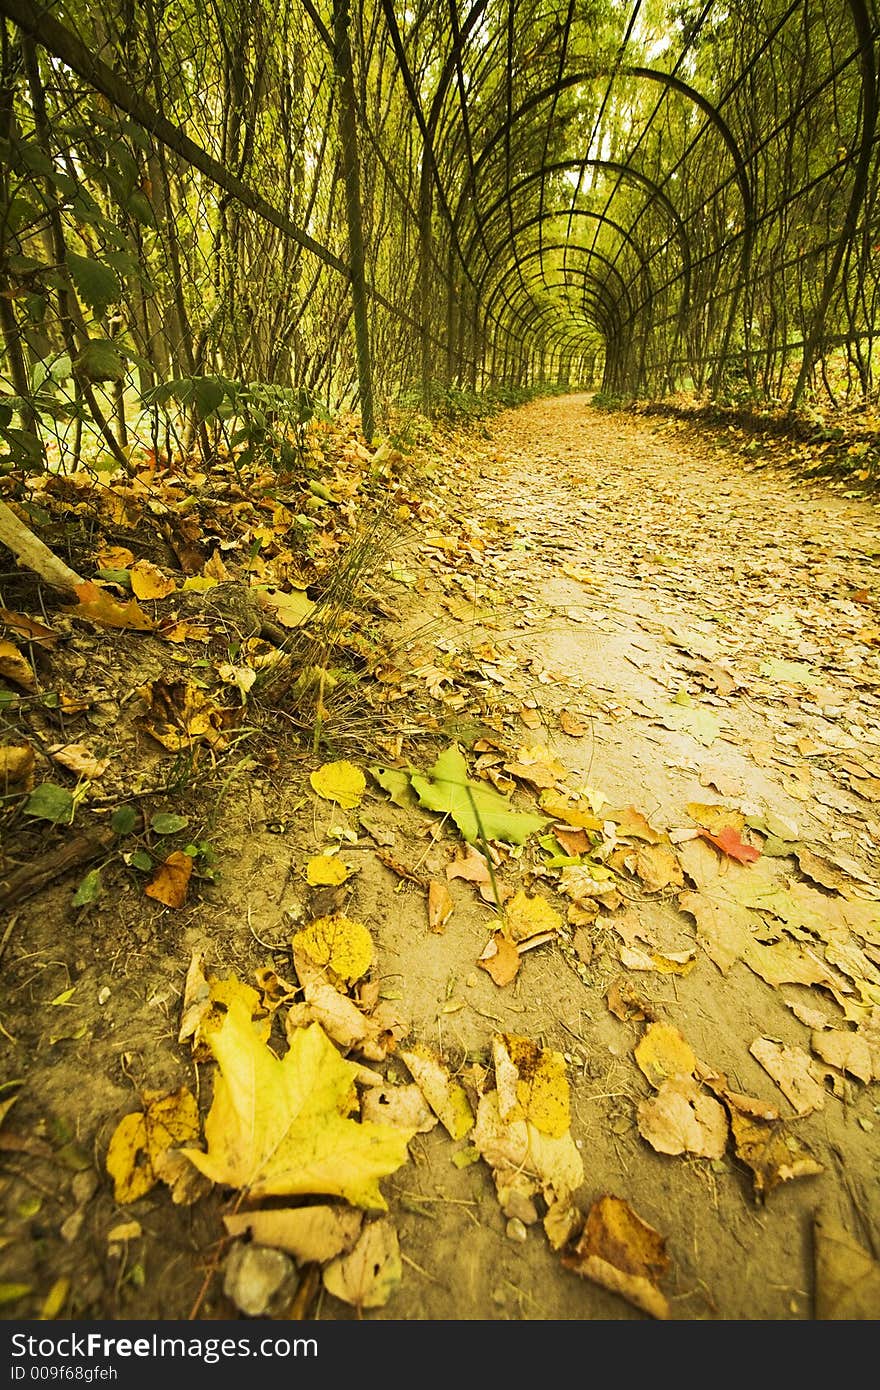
[
  {"left": 409, "top": 745, "right": 550, "bottom": 846},
  {"left": 150, "top": 812, "right": 189, "bottom": 835},
  {"left": 66, "top": 253, "right": 120, "bottom": 316},
  {"left": 191, "top": 376, "right": 230, "bottom": 419},
  {"left": 96, "top": 568, "right": 132, "bottom": 588},
  {"left": 24, "top": 782, "right": 75, "bottom": 825},
  {"left": 111, "top": 805, "right": 139, "bottom": 835},
  {"left": 74, "top": 339, "right": 125, "bottom": 383},
  {"left": 129, "top": 849, "right": 153, "bottom": 872},
  {"left": 369, "top": 766, "right": 415, "bottom": 808},
  {"left": 72, "top": 868, "right": 102, "bottom": 907}
]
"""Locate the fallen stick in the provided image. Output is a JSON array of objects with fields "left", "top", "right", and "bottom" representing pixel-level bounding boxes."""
[{"left": 0, "top": 825, "right": 115, "bottom": 911}]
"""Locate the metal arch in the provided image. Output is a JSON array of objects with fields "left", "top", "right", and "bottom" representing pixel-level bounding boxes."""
[
  {"left": 460, "top": 157, "right": 693, "bottom": 320},
  {"left": 480, "top": 241, "right": 639, "bottom": 337}
]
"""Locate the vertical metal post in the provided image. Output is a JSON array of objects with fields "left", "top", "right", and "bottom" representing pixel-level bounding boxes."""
[{"left": 332, "top": 0, "right": 374, "bottom": 442}]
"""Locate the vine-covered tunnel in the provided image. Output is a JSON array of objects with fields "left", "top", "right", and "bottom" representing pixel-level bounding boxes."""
[{"left": 0, "top": 0, "right": 878, "bottom": 452}]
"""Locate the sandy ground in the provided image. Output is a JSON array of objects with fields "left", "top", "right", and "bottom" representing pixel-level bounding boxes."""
[{"left": 2, "top": 395, "right": 879, "bottom": 1324}]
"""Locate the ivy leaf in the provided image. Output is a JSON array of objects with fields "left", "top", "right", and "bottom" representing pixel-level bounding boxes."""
[
  {"left": 72, "top": 868, "right": 102, "bottom": 907},
  {"left": 409, "top": 745, "right": 550, "bottom": 846},
  {"left": 182, "top": 999, "right": 414, "bottom": 1207}
]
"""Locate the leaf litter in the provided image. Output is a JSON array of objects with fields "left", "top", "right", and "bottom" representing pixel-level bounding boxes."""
[{"left": 2, "top": 397, "right": 880, "bottom": 1321}]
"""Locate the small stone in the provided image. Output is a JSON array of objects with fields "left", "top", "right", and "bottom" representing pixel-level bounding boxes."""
[
  {"left": 97, "top": 986, "right": 111, "bottom": 1006},
  {"left": 72, "top": 1170, "right": 99, "bottom": 1206},
  {"left": 223, "top": 1242, "right": 293, "bottom": 1317},
  {"left": 60, "top": 1210, "right": 85, "bottom": 1243},
  {"left": 505, "top": 1217, "right": 528, "bottom": 1243}
]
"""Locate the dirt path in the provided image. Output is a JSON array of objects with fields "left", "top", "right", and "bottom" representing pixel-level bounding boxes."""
[{"left": 2, "top": 394, "right": 879, "bottom": 1324}]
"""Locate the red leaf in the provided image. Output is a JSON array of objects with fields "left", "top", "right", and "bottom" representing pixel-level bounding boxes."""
[{"left": 698, "top": 826, "right": 760, "bottom": 864}]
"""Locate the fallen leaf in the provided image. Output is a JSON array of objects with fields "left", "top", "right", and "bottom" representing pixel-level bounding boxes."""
[
  {"left": 224, "top": 1205, "right": 363, "bottom": 1264},
  {"left": 411, "top": 745, "right": 550, "bottom": 846},
  {"left": 47, "top": 743, "right": 109, "bottom": 780},
  {"left": 427, "top": 879, "right": 454, "bottom": 933},
  {"left": 473, "top": 1090, "right": 583, "bottom": 1204},
  {"left": 259, "top": 586, "right": 315, "bottom": 628},
  {"left": 305, "top": 855, "right": 351, "bottom": 887},
  {"left": 292, "top": 915, "right": 373, "bottom": 986},
  {"left": 129, "top": 560, "right": 177, "bottom": 600},
  {"left": 685, "top": 802, "right": 745, "bottom": 835},
  {"left": 519, "top": 706, "right": 542, "bottom": 729},
  {"left": 63, "top": 580, "right": 155, "bottom": 631},
  {"left": 698, "top": 825, "right": 761, "bottom": 865},
  {"left": 724, "top": 1101, "right": 824, "bottom": 1202},
  {"left": 144, "top": 850, "right": 193, "bottom": 908},
  {"left": 399, "top": 1045, "right": 474, "bottom": 1139},
  {"left": 503, "top": 888, "right": 562, "bottom": 942},
  {"left": 310, "top": 760, "right": 366, "bottom": 809},
  {"left": 494, "top": 1034, "right": 570, "bottom": 1138},
  {"left": 322, "top": 1218, "right": 401, "bottom": 1310},
  {"left": 539, "top": 790, "right": 603, "bottom": 830},
  {"left": 360, "top": 1084, "right": 438, "bottom": 1134},
  {"left": 633, "top": 842, "right": 685, "bottom": 891},
  {"left": 183, "top": 1001, "right": 413, "bottom": 1206},
  {"left": 478, "top": 931, "right": 521, "bottom": 986},
  {"left": 562, "top": 1195, "right": 671, "bottom": 1319},
  {"left": 0, "top": 608, "right": 59, "bottom": 647},
  {"left": 0, "top": 639, "right": 35, "bottom": 691},
  {"left": 105, "top": 1087, "right": 200, "bottom": 1204},
  {"left": 637, "top": 1075, "right": 728, "bottom": 1157},
  {"left": 605, "top": 806, "right": 663, "bottom": 843},
  {"left": 634, "top": 1021, "right": 697, "bottom": 1088},
  {"left": 559, "top": 709, "right": 588, "bottom": 737},
  {"left": 606, "top": 978, "right": 657, "bottom": 1022},
  {"left": 810, "top": 1022, "right": 879, "bottom": 1083},
  {"left": 759, "top": 657, "right": 817, "bottom": 685},
  {"left": 136, "top": 678, "right": 239, "bottom": 752},
  {"left": 813, "top": 1212, "right": 880, "bottom": 1318},
  {"left": 0, "top": 743, "right": 35, "bottom": 791},
  {"left": 749, "top": 1037, "right": 828, "bottom": 1114}
]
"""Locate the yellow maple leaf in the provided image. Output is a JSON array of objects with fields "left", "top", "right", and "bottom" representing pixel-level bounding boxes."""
[
  {"left": 309, "top": 760, "right": 366, "bottom": 808},
  {"left": 495, "top": 1034, "right": 571, "bottom": 1138},
  {"left": 182, "top": 1000, "right": 413, "bottom": 1206},
  {"left": 106, "top": 1087, "right": 200, "bottom": 1204}
]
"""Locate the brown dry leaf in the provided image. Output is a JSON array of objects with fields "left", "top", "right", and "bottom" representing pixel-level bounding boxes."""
[
  {"left": 47, "top": 743, "right": 110, "bottom": 780},
  {"left": 698, "top": 764, "right": 745, "bottom": 797},
  {"left": 519, "top": 706, "right": 542, "bottom": 729},
  {"left": 559, "top": 709, "right": 588, "bottom": 737},
  {"left": 478, "top": 930, "right": 521, "bottom": 987},
  {"left": 473, "top": 1090, "right": 583, "bottom": 1204},
  {"left": 376, "top": 848, "right": 429, "bottom": 888},
  {"left": 0, "top": 609, "right": 57, "bottom": 648},
  {"left": 813, "top": 1212, "right": 880, "bottom": 1319},
  {"left": 94, "top": 545, "right": 135, "bottom": 569},
  {"left": 136, "top": 678, "right": 239, "bottom": 752},
  {"left": 144, "top": 850, "right": 193, "bottom": 908},
  {"left": 202, "top": 549, "right": 231, "bottom": 582},
  {"left": 562, "top": 1194, "right": 671, "bottom": 1320},
  {"left": 749, "top": 1037, "right": 828, "bottom": 1114},
  {"left": 0, "top": 639, "right": 35, "bottom": 691},
  {"left": 606, "top": 978, "right": 657, "bottom": 1022},
  {"left": 151, "top": 1147, "right": 212, "bottom": 1206},
  {"left": 794, "top": 846, "right": 878, "bottom": 900},
  {"left": 63, "top": 580, "right": 155, "bottom": 631},
  {"left": 322, "top": 1218, "right": 401, "bottom": 1311},
  {"left": 634, "top": 1021, "right": 697, "bottom": 1088},
  {"left": 427, "top": 879, "right": 454, "bottom": 933},
  {"left": 637, "top": 1075, "right": 728, "bottom": 1157},
  {"left": 605, "top": 806, "right": 664, "bottom": 843},
  {"left": 619, "top": 944, "right": 697, "bottom": 975},
  {"left": 399, "top": 1046, "right": 474, "bottom": 1139},
  {"left": 0, "top": 743, "right": 35, "bottom": 791},
  {"left": 810, "top": 1021, "right": 879, "bottom": 1083},
  {"left": 224, "top": 1205, "right": 363, "bottom": 1265},
  {"left": 633, "top": 842, "right": 684, "bottom": 892},
  {"left": 552, "top": 826, "right": 593, "bottom": 857},
  {"left": 129, "top": 560, "right": 177, "bottom": 600},
  {"left": 360, "top": 1084, "right": 438, "bottom": 1134},
  {"left": 725, "top": 1104, "right": 824, "bottom": 1202},
  {"left": 286, "top": 980, "right": 389, "bottom": 1061}
]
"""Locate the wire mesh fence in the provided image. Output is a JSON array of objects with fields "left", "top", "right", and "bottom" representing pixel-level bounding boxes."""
[{"left": 0, "top": 0, "right": 878, "bottom": 487}]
